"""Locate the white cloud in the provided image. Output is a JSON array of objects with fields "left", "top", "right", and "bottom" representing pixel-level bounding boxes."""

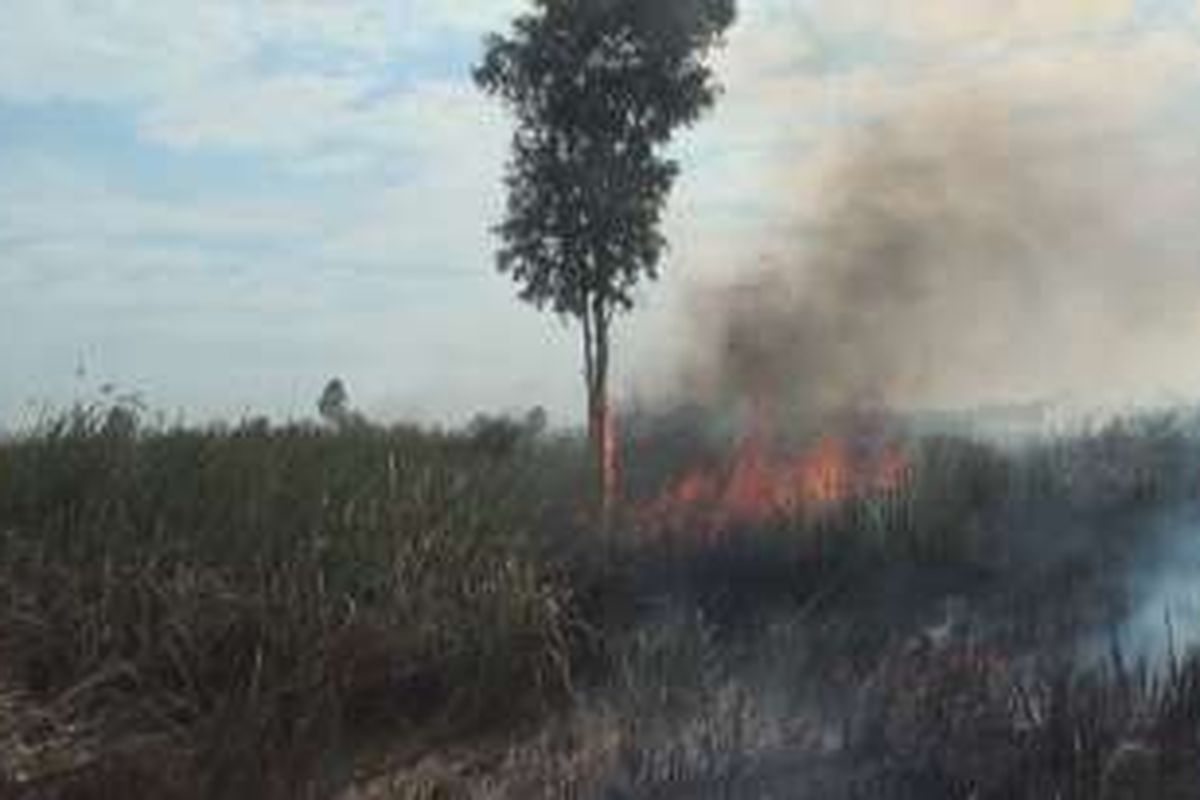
[
  {"left": 0, "top": 1, "right": 250, "bottom": 103},
  {"left": 143, "top": 73, "right": 501, "bottom": 160},
  {"left": 0, "top": 157, "right": 327, "bottom": 249},
  {"left": 813, "top": 0, "right": 1134, "bottom": 45},
  {"left": 405, "top": 0, "right": 526, "bottom": 37},
  {"left": 0, "top": 1, "right": 509, "bottom": 159},
  {"left": 0, "top": 0, "right": 460, "bottom": 103},
  {"left": 0, "top": 0, "right": 511, "bottom": 101},
  {"left": 140, "top": 74, "right": 363, "bottom": 152}
]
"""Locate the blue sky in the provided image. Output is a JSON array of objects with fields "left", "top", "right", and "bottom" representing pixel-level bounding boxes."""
[{"left": 3, "top": 1, "right": 1200, "bottom": 426}]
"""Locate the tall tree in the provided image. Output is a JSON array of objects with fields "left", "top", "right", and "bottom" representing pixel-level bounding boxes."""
[{"left": 475, "top": 0, "right": 735, "bottom": 517}]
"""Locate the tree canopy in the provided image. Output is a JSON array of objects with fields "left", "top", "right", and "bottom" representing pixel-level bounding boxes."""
[{"left": 475, "top": 0, "right": 735, "bottom": 319}]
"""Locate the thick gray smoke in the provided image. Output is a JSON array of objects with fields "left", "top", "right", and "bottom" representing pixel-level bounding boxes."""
[{"left": 683, "top": 96, "right": 1200, "bottom": 422}]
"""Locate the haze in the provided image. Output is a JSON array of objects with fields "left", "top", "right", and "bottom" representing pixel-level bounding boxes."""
[{"left": 3, "top": 1, "right": 1200, "bottom": 427}]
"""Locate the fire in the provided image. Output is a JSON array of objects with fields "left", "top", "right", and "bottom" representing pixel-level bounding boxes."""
[{"left": 640, "top": 413, "right": 911, "bottom": 535}]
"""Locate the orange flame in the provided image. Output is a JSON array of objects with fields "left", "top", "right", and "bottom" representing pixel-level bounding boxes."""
[{"left": 640, "top": 411, "right": 910, "bottom": 535}]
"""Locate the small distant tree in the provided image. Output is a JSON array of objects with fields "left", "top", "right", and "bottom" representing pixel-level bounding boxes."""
[
  {"left": 318, "top": 379, "right": 349, "bottom": 425},
  {"left": 475, "top": 0, "right": 736, "bottom": 517},
  {"left": 318, "top": 378, "right": 368, "bottom": 431}
]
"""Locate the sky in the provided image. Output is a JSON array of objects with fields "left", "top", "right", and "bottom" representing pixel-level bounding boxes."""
[{"left": 2, "top": 0, "right": 1200, "bottom": 428}]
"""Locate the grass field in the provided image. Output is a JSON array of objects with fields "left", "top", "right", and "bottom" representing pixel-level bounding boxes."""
[{"left": 3, "top": 401, "right": 1200, "bottom": 798}]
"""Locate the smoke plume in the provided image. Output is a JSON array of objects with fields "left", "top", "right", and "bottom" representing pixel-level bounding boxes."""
[{"left": 680, "top": 94, "right": 1200, "bottom": 422}]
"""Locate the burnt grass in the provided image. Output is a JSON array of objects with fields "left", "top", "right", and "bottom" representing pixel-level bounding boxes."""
[{"left": 3, "top": 405, "right": 1200, "bottom": 797}]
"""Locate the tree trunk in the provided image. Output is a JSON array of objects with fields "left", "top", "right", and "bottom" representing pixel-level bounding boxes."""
[{"left": 584, "top": 299, "right": 617, "bottom": 528}]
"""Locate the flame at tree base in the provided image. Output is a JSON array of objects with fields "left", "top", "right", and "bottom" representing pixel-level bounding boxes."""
[{"left": 639, "top": 424, "right": 911, "bottom": 537}]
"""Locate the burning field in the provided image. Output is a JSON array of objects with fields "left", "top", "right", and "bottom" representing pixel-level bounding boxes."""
[
  {"left": 507, "top": 400, "right": 1200, "bottom": 800},
  {"left": 7, "top": 396, "right": 1200, "bottom": 799},
  {"left": 506, "top": 85, "right": 1200, "bottom": 797},
  {"left": 638, "top": 404, "right": 912, "bottom": 535},
  {"left": 9, "top": 53, "right": 1200, "bottom": 800}
]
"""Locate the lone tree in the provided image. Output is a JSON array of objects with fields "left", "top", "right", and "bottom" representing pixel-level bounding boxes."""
[
  {"left": 475, "top": 0, "right": 735, "bottom": 515},
  {"left": 317, "top": 377, "right": 366, "bottom": 431},
  {"left": 317, "top": 378, "right": 350, "bottom": 427}
]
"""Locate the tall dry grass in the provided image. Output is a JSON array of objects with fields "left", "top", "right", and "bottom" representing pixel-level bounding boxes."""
[
  {"left": 0, "top": 405, "right": 585, "bottom": 798},
  {"left": 5, "top": 403, "right": 1200, "bottom": 798}
]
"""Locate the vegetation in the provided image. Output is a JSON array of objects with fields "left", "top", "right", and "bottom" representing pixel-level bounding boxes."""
[
  {"left": 475, "top": 0, "right": 736, "bottom": 512},
  {"left": 3, "top": 402, "right": 1200, "bottom": 797},
  {"left": 0, "top": 404, "right": 585, "bottom": 798}
]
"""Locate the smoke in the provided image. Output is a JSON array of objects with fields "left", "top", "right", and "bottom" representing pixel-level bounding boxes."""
[
  {"left": 1106, "top": 508, "right": 1200, "bottom": 667},
  {"left": 678, "top": 93, "right": 1200, "bottom": 421}
]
